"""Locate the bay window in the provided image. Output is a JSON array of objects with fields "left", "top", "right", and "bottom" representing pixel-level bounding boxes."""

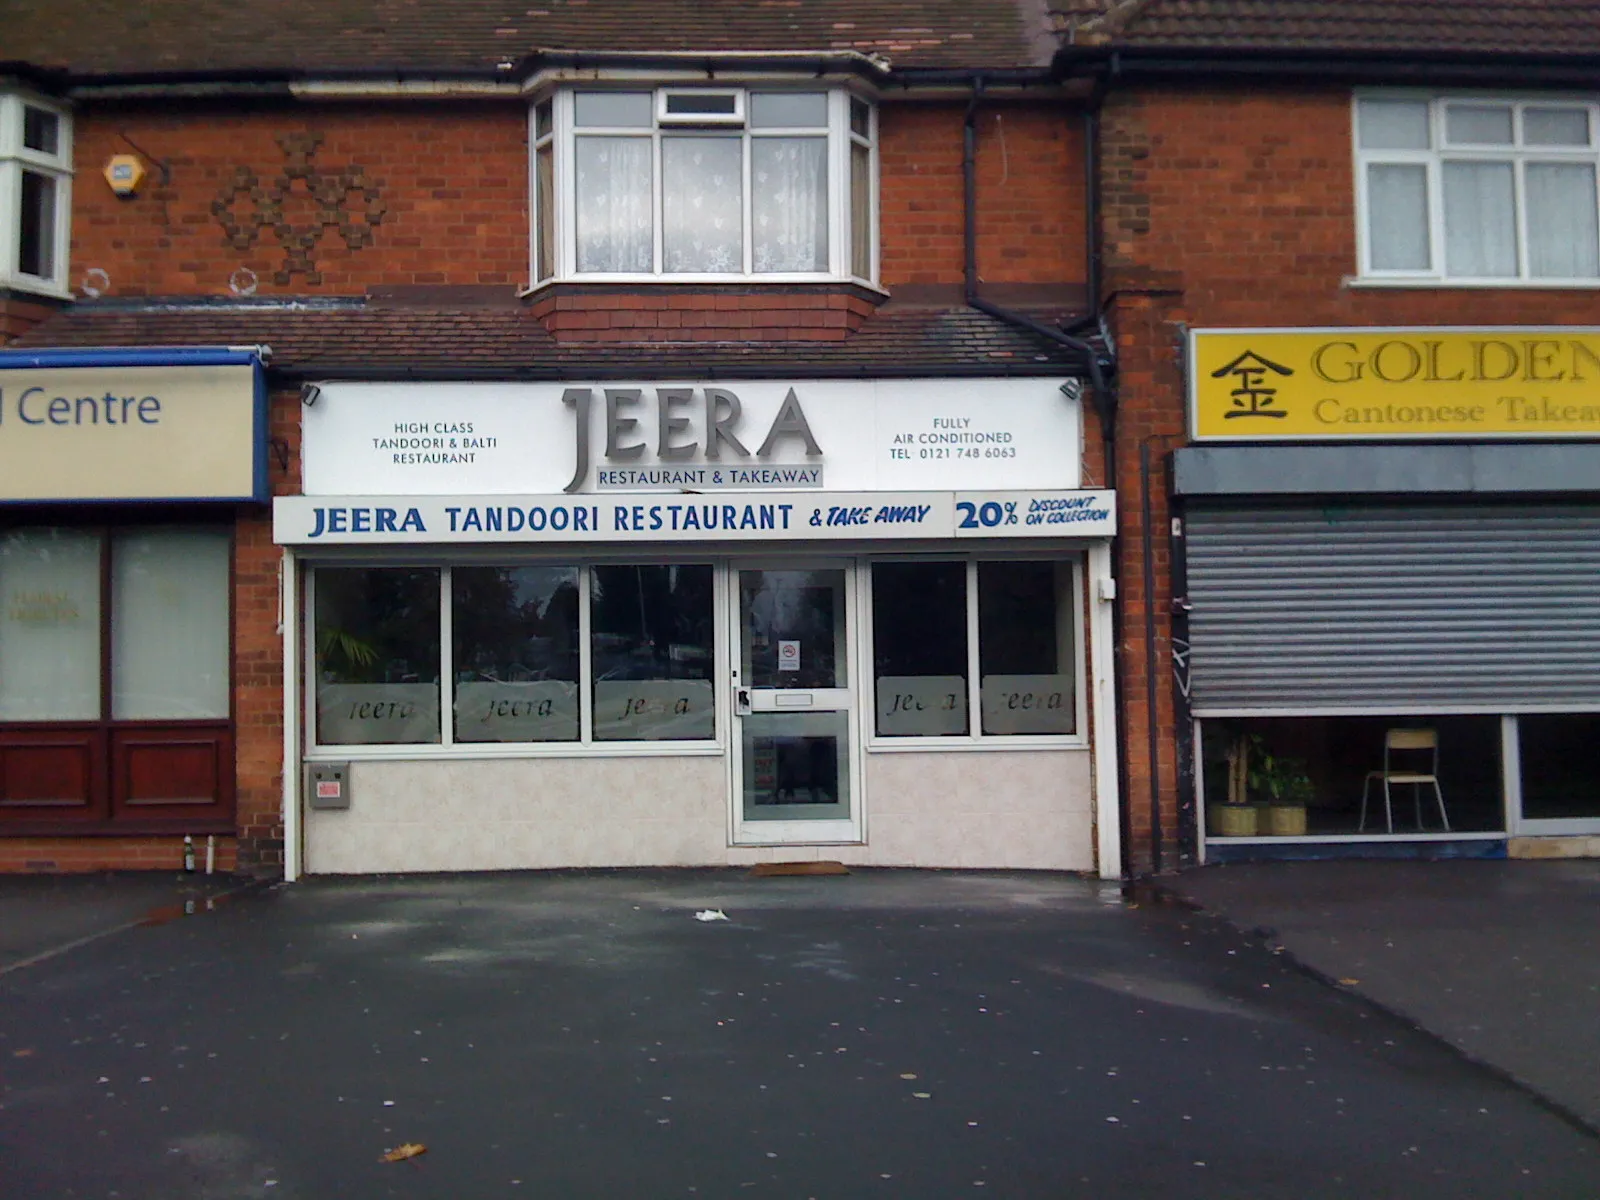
[
  {"left": 1356, "top": 94, "right": 1600, "bottom": 283},
  {"left": 1, "top": 93, "right": 71, "bottom": 295},
  {"left": 532, "top": 87, "right": 876, "bottom": 284}
]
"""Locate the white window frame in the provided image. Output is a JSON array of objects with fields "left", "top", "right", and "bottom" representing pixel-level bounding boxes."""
[
  {"left": 0, "top": 91, "right": 72, "bottom": 297},
  {"left": 1353, "top": 91, "right": 1600, "bottom": 288},
  {"left": 529, "top": 85, "right": 878, "bottom": 287},
  {"left": 861, "top": 552, "right": 1089, "bottom": 753},
  {"left": 304, "top": 558, "right": 727, "bottom": 760}
]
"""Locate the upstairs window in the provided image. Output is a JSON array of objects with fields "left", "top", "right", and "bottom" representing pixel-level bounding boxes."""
[
  {"left": 0, "top": 94, "right": 72, "bottom": 295},
  {"left": 1356, "top": 95, "right": 1600, "bottom": 284},
  {"left": 532, "top": 88, "right": 876, "bottom": 284}
]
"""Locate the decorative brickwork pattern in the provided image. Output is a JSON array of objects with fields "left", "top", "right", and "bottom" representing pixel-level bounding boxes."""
[{"left": 211, "top": 133, "right": 386, "bottom": 286}]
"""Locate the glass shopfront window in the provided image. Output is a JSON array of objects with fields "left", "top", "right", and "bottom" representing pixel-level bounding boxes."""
[
  {"left": 978, "top": 561, "right": 1075, "bottom": 736},
  {"left": 0, "top": 528, "right": 101, "bottom": 721},
  {"left": 314, "top": 567, "right": 442, "bottom": 745},
  {"left": 871, "top": 561, "right": 968, "bottom": 736},
  {"left": 1518, "top": 714, "right": 1600, "bottom": 823},
  {"left": 869, "top": 558, "right": 1079, "bottom": 741},
  {"left": 453, "top": 566, "right": 579, "bottom": 743},
  {"left": 311, "top": 562, "right": 717, "bottom": 748},
  {"left": 591, "top": 564, "right": 715, "bottom": 741}
]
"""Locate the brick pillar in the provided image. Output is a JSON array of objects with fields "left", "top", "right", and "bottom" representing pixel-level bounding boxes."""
[{"left": 1105, "top": 291, "right": 1189, "bottom": 875}]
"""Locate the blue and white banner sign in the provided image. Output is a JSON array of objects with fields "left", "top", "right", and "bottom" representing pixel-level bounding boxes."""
[{"left": 273, "top": 490, "right": 1116, "bottom": 545}]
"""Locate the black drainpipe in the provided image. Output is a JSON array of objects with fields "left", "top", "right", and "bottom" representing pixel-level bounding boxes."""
[{"left": 961, "top": 74, "right": 1129, "bottom": 877}]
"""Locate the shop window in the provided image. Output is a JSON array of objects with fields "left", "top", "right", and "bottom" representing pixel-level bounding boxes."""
[
  {"left": 452, "top": 566, "right": 580, "bottom": 743},
  {"left": 1356, "top": 94, "right": 1600, "bottom": 283},
  {"left": 1202, "top": 716, "right": 1504, "bottom": 838},
  {"left": 1, "top": 93, "right": 72, "bottom": 295},
  {"left": 532, "top": 87, "right": 876, "bottom": 284},
  {"left": 112, "top": 530, "right": 231, "bottom": 720},
  {"left": 311, "top": 563, "right": 717, "bottom": 749},
  {"left": 872, "top": 561, "right": 968, "bottom": 736},
  {"left": 869, "top": 558, "right": 1078, "bottom": 741},
  {"left": 314, "top": 567, "right": 442, "bottom": 745},
  {"left": 1518, "top": 714, "right": 1600, "bottom": 822},
  {"left": 0, "top": 526, "right": 234, "bottom": 831},
  {"left": 0, "top": 528, "right": 101, "bottom": 721},
  {"left": 591, "top": 564, "right": 715, "bottom": 741}
]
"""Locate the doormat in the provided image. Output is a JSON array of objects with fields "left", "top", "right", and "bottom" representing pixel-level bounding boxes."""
[{"left": 747, "top": 861, "right": 850, "bottom": 877}]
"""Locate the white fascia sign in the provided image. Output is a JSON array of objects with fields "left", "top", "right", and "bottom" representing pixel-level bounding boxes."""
[
  {"left": 272, "top": 490, "right": 1117, "bottom": 545},
  {"left": 299, "top": 378, "right": 1083, "bottom": 496}
]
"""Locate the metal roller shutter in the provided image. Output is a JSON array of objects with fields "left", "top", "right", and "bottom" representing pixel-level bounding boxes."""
[{"left": 1184, "top": 505, "right": 1600, "bottom": 712}]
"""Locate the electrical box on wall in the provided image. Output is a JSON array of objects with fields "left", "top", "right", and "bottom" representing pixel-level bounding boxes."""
[{"left": 307, "top": 763, "right": 350, "bottom": 810}]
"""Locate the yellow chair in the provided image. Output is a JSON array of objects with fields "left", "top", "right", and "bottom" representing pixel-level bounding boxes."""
[{"left": 1360, "top": 728, "right": 1450, "bottom": 833}]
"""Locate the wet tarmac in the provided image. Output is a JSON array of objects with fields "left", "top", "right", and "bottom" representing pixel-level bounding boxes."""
[
  {"left": 1172, "top": 858, "right": 1600, "bottom": 1133},
  {"left": 1, "top": 869, "right": 1596, "bottom": 1197}
]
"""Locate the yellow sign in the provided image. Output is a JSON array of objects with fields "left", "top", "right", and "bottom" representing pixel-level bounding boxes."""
[
  {"left": 0, "top": 363, "right": 263, "bottom": 501},
  {"left": 1190, "top": 328, "right": 1600, "bottom": 441}
]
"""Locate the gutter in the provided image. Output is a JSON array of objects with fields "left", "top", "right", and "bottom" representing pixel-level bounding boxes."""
[
  {"left": 267, "top": 361, "right": 1086, "bottom": 385},
  {"left": 1052, "top": 44, "right": 1600, "bottom": 88}
]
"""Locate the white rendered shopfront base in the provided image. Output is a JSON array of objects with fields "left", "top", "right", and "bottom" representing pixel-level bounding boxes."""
[{"left": 284, "top": 544, "right": 1121, "bottom": 880}]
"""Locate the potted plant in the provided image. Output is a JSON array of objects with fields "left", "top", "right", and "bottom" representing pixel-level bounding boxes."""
[
  {"left": 1208, "top": 731, "right": 1260, "bottom": 837},
  {"left": 1249, "top": 740, "right": 1314, "bottom": 836}
]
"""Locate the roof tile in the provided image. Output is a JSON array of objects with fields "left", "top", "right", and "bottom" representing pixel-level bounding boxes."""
[{"left": 10, "top": 301, "right": 1088, "bottom": 378}]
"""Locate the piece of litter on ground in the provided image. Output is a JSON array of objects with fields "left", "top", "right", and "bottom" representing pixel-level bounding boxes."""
[
  {"left": 899, "top": 1073, "right": 917, "bottom": 1080},
  {"left": 382, "top": 1100, "right": 396, "bottom": 1107},
  {"left": 913, "top": 1092, "right": 932, "bottom": 1099},
  {"left": 1338, "top": 978, "right": 1361, "bottom": 986},
  {"left": 381, "top": 1143, "right": 427, "bottom": 1163},
  {"left": 693, "top": 910, "right": 729, "bottom": 922}
]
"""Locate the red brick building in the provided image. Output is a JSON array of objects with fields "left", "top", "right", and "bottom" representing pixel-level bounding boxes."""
[
  {"left": 0, "top": 3, "right": 1123, "bottom": 877},
  {"left": 7, "top": 2, "right": 1599, "bottom": 880},
  {"left": 1063, "top": 2, "right": 1600, "bottom": 870}
]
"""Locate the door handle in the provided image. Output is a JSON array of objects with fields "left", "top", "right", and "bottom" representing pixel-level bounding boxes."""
[{"left": 736, "top": 688, "right": 751, "bottom": 714}]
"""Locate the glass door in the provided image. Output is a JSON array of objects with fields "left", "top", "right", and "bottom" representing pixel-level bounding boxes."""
[{"left": 731, "top": 564, "right": 860, "bottom": 844}]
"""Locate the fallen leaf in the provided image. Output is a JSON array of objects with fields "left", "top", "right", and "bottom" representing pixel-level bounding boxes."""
[
  {"left": 12, "top": 1049, "right": 33, "bottom": 1058},
  {"left": 381, "top": 1143, "right": 427, "bottom": 1163},
  {"left": 1338, "top": 978, "right": 1361, "bottom": 986}
]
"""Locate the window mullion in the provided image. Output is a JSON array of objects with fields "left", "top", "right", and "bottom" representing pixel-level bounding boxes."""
[
  {"left": 439, "top": 566, "right": 454, "bottom": 747},
  {"left": 965, "top": 558, "right": 981, "bottom": 741},
  {"left": 1513, "top": 155, "right": 1532, "bottom": 281},
  {"left": 652, "top": 129, "right": 664, "bottom": 275},
  {"left": 743, "top": 127, "right": 754, "bottom": 275},
  {"left": 578, "top": 563, "right": 594, "bottom": 744}
]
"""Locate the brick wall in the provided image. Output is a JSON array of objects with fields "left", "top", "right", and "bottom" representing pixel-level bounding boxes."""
[
  {"left": 879, "top": 100, "right": 1088, "bottom": 287},
  {"left": 71, "top": 99, "right": 1086, "bottom": 304},
  {"left": 73, "top": 103, "right": 530, "bottom": 298},
  {"left": 529, "top": 285, "right": 881, "bottom": 341},
  {"left": 1101, "top": 84, "right": 1600, "bottom": 873},
  {"left": 1, "top": 293, "right": 62, "bottom": 342}
]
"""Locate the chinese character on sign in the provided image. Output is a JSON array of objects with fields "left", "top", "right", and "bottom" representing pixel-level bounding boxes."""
[{"left": 1212, "top": 350, "right": 1294, "bottom": 419}]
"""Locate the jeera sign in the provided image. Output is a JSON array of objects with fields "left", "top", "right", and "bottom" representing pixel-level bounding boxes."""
[
  {"left": 299, "top": 379, "right": 1081, "bottom": 496},
  {"left": 1190, "top": 328, "right": 1600, "bottom": 441},
  {"left": 0, "top": 349, "right": 267, "bottom": 502}
]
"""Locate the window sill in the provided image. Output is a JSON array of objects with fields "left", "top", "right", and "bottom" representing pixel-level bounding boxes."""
[
  {"left": 0, "top": 276, "right": 72, "bottom": 303},
  {"left": 866, "top": 736, "right": 1088, "bottom": 753},
  {"left": 520, "top": 276, "right": 888, "bottom": 300},
  {"left": 1343, "top": 275, "right": 1600, "bottom": 291},
  {"left": 304, "top": 741, "right": 725, "bottom": 762}
]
